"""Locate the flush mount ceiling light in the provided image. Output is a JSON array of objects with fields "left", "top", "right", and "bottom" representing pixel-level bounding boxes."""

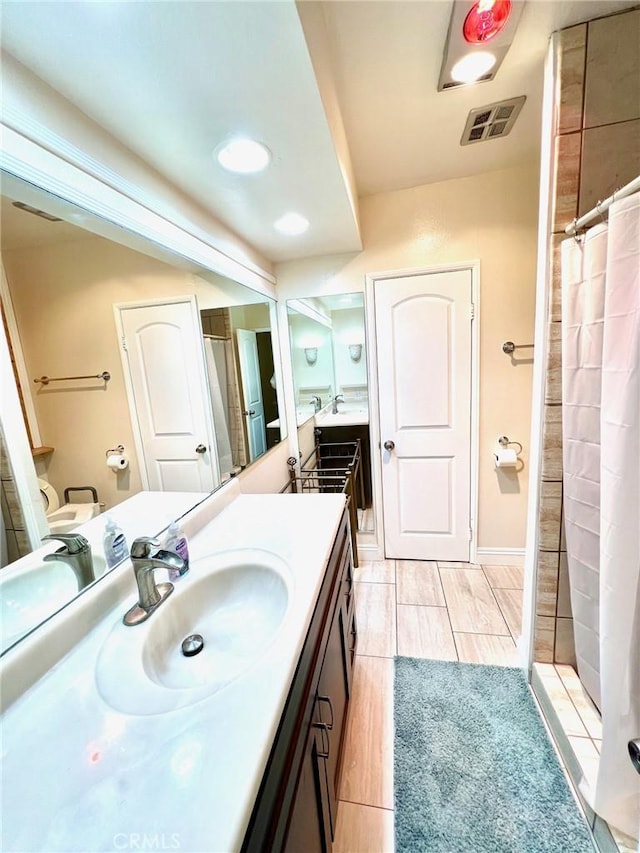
[
  {"left": 216, "top": 138, "right": 271, "bottom": 174},
  {"left": 274, "top": 212, "right": 309, "bottom": 236},
  {"left": 451, "top": 51, "right": 496, "bottom": 83},
  {"left": 438, "top": 0, "right": 524, "bottom": 91}
]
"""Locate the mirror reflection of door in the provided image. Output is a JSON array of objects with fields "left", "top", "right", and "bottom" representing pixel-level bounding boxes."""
[
  {"left": 287, "top": 295, "right": 374, "bottom": 534},
  {"left": 117, "top": 297, "right": 219, "bottom": 492}
]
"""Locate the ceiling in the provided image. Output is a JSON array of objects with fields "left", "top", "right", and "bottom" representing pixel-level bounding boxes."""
[{"left": 1, "top": 1, "right": 637, "bottom": 263}]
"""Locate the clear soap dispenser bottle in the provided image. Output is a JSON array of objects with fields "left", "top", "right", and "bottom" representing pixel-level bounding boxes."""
[
  {"left": 163, "top": 519, "right": 190, "bottom": 580},
  {"left": 103, "top": 516, "right": 129, "bottom": 569}
]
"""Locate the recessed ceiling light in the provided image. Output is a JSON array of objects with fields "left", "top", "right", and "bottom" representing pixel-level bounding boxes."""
[
  {"left": 450, "top": 51, "right": 496, "bottom": 84},
  {"left": 274, "top": 213, "right": 309, "bottom": 236},
  {"left": 216, "top": 138, "right": 271, "bottom": 174}
]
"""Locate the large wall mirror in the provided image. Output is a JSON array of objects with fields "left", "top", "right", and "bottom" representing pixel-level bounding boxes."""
[
  {"left": 287, "top": 295, "right": 373, "bottom": 533},
  {"left": 0, "top": 171, "right": 286, "bottom": 653}
]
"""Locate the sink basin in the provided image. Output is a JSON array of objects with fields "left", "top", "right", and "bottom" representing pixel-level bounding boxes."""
[
  {"left": 0, "top": 554, "right": 108, "bottom": 650},
  {"left": 96, "top": 548, "right": 290, "bottom": 715},
  {"left": 316, "top": 406, "right": 369, "bottom": 426}
]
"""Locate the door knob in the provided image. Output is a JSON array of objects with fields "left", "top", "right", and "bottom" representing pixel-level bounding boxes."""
[
  {"left": 195, "top": 444, "right": 207, "bottom": 454},
  {"left": 384, "top": 440, "right": 395, "bottom": 451},
  {"left": 243, "top": 409, "right": 255, "bottom": 416}
]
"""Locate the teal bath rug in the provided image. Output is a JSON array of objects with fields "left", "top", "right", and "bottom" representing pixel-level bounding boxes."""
[{"left": 394, "top": 658, "right": 594, "bottom": 852}]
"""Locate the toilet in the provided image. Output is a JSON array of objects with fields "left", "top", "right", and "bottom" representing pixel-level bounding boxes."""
[{"left": 38, "top": 479, "right": 101, "bottom": 534}]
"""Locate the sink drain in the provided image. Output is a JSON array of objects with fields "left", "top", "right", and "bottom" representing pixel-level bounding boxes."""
[{"left": 181, "top": 633, "right": 204, "bottom": 657}]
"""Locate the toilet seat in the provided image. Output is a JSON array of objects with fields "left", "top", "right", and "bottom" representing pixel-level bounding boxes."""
[
  {"left": 38, "top": 479, "right": 60, "bottom": 513},
  {"left": 37, "top": 479, "right": 100, "bottom": 533}
]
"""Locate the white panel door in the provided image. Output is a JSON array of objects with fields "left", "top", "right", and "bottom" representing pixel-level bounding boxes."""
[
  {"left": 236, "top": 328, "right": 266, "bottom": 462},
  {"left": 375, "top": 270, "right": 473, "bottom": 560},
  {"left": 119, "top": 298, "right": 218, "bottom": 492}
]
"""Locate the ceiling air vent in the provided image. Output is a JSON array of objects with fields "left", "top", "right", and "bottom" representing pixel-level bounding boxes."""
[{"left": 460, "top": 96, "right": 525, "bottom": 145}]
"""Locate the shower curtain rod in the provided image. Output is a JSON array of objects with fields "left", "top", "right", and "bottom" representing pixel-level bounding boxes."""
[
  {"left": 203, "top": 333, "right": 228, "bottom": 340},
  {"left": 565, "top": 174, "right": 640, "bottom": 236}
]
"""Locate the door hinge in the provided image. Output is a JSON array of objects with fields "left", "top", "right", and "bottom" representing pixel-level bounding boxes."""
[
  {"left": 121, "top": 335, "right": 128, "bottom": 352},
  {"left": 470, "top": 303, "right": 475, "bottom": 321},
  {"left": 468, "top": 527, "right": 473, "bottom": 541}
]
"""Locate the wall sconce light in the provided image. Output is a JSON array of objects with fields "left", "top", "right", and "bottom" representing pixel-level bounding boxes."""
[
  {"left": 348, "top": 343, "right": 363, "bottom": 363},
  {"left": 304, "top": 347, "right": 318, "bottom": 365}
]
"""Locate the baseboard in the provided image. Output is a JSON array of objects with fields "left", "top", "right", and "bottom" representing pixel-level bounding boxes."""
[
  {"left": 475, "top": 547, "right": 525, "bottom": 566},
  {"left": 357, "top": 543, "right": 384, "bottom": 562}
]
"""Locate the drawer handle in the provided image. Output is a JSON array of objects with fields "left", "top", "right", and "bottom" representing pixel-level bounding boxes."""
[
  {"left": 318, "top": 695, "right": 334, "bottom": 730},
  {"left": 315, "top": 722, "right": 330, "bottom": 759}
]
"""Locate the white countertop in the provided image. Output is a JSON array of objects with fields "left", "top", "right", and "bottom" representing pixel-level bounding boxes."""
[
  {"left": 1, "top": 493, "right": 346, "bottom": 853},
  {"left": 266, "top": 407, "right": 315, "bottom": 429}
]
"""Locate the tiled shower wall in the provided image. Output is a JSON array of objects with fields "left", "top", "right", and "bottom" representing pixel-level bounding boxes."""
[
  {"left": 0, "top": 425, "right": 31, "bottom": 565},
  {"left": 533, "top": 8, "right": 640, "bottom": 663}
]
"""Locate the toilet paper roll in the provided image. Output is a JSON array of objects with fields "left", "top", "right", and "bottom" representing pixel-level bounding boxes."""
[
  {"left": 494, "top": 448, "right": 518, "bottom": 468},
  {"left": 106, "top": 453, "right": 129, "bottom": 471}
]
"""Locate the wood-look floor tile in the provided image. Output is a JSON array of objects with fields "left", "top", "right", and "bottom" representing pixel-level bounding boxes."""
[
  {"left": 396, "top": 560, "right": 444, "bottom": 606},
  {"left": 537, "top": 664, "right": 588, "bottom": 737},
  {"left": 482, "top": 564, "right": 524, "bottom": 589},
  {"left": 397, "top": 605, "right": 457, "bottom": 661},
  {"left": 339, "top": 656, "right": 394, "bottom": 810},
  {"left": 454, "top": 633, "right": 520, "bottom": 666},
  {"left": 440, "top": 569, "right": 510, "bottom": 635},
  {"left": 493, "top": 588, "right": 523, "bottom": 639},
  {"left": 354, "top": 582, "right": 396, "bottom": 657},
  {"left": 354, "top": 560, "right": 396, "bottom": 584},
  {"left": 334, "top": 802, "right": 394, "bottom": 853},
  {"left": 555, "top": 664, "right": 602, "bottom": 739}
]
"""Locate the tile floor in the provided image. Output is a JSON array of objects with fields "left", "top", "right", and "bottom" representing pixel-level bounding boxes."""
[
  {"left": 333, "top": 558, "right": 524, "bottom": 852},
  {"left": 534, "top": 663, "right": 638, "bottom": 853}
]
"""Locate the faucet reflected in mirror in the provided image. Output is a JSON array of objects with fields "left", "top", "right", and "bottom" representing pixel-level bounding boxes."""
[
  {"left": 0, "top": 172, "right": 287, "bottom": 655},
  {"left": 42, "top": 533, "right": 94, "bottom": 589},
  {"left": 286, "top": 294, "right": 374, "bottom": 534}
]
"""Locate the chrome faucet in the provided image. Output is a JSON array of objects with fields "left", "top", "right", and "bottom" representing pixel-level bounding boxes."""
[
  {"left": 331, "top": 394, "right": 344, "bottom": 415},
  {"left": 123, "top": 537, "right": 186, "bottom": 626},
  {"left": 43, "top": 533, "right": 94, "bottom": 590},
  {"left": 310, "top": 394, "right": 322, "bottom": 413}
]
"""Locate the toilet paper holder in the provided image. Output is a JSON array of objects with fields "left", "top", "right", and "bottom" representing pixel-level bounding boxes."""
[
  {"left": 105, "top": 444, "right": 125, "bottom": 457},
  {"left": 497, "top": 435, "right": 523, "bottom": 454}
]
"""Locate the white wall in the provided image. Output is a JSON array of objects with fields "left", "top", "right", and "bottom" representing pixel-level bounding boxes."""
[
  {"left": 276, "top": 161, "right": 540, "bottom": 550},
  {"left": 331, "top": 308, "right": 367, "bottom": 393}
]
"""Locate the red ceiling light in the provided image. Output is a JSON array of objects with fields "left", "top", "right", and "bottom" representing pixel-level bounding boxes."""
[{"left": 463, "top": 0, "right": 511, "bottom": 44}]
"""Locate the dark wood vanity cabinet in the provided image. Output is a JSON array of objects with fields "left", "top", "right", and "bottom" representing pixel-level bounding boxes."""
[
  {"left": 316, "top": 424, "right": 372, "bottom": 509},
  {"left": 242, "top": 509, "right": 356, "bottom": 853}
]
